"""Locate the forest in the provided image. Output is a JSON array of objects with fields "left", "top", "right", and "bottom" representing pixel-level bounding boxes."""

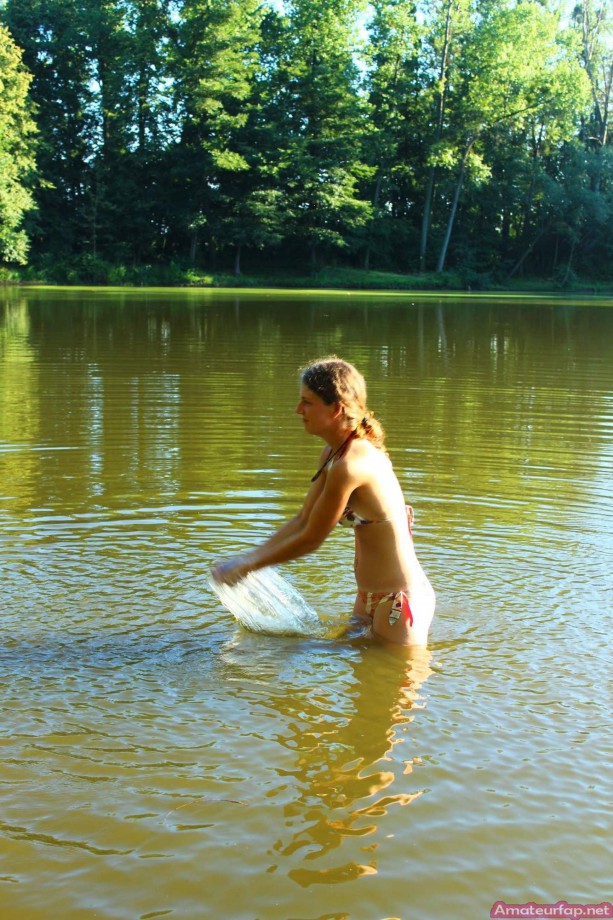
[{"left": 0, "top": 0, "right": 612, "bottom": 287}]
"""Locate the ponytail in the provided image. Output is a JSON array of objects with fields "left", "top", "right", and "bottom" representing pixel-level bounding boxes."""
[
  {"left": 355, "top": 412, "right": 386, "bottom": 450},
  {"left": 301, "top": 356, "right": 387, "bottom": 451}
]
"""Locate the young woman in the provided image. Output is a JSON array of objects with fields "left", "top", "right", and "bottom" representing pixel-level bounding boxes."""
[{"left": 212, "top": 356, "right": 435, "bottom": 646}]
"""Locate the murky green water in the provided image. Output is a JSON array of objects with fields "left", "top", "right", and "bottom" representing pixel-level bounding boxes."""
[{"left": 1, "top": 287, "right": 611, "bottom": 920}]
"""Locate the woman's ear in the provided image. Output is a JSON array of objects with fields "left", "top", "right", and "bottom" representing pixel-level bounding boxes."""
[{"left": 332, "top": 402, "right": 345, "bottom": 419}]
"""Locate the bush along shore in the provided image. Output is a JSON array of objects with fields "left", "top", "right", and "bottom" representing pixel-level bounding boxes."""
[{"left": 2, "top": 261, "right": 613, "bottom": 295}]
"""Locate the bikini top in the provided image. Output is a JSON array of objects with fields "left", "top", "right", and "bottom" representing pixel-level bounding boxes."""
[
  {"left": 339, "top": 502, "right": 414, "bottom": 531},
  {"left": 315, "top": 439, "right": 392, "bottom": 528},
  {"left": 337, "top": 505, "right": 390, "bottom": 528}
]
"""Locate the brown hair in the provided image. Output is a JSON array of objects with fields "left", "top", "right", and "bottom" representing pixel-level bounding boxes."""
[{"left": 300, "top": 356, "right": 386, "bottom": 449}]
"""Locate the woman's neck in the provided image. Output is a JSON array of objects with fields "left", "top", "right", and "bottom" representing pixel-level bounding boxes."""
[
  {"left": 311, "top": 429, "right": 356, "bottom": 483},
  {"left": 325, "top": 427, "right": 355, "bottom": 451}
]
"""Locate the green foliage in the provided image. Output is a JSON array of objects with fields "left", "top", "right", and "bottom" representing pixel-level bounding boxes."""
[
  {"left": 164, "top": 0, "right": 270, "bottom": 264},
  {"left": 264, "top": 0, "right": 373, "bottom": 263},
  {"left": 422, "top": 0, "right": 593, "bottom": 271},
  {"left": 0, "top": 22, "right": 37, "bottom": 264},
  {"left": 0, "top": 0, "right": 612, "bottom": 282}
]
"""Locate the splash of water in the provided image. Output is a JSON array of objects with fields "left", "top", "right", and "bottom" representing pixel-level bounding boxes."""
[{"left": 209, "top": 568, "right": 324, "bottom": 637}]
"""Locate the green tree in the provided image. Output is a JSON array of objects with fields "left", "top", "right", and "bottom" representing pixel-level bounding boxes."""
[
  {"left": 574, "top": 0, "right": 612, "bottom": 199},
  {"left": 85, "top": 0, "right": 174, "bottom": 263},
  {"left": 0, "top": 22, "right": 37, "bottom": 264},
  {"left": 428, "top": 0, "right": 591, "bottom": 273},
  {"left": 265, "top": 0, "right": 372, "bottom": 267},
  {"left": 3, "top": 0, "right": 173, "bottom": 267},
  {"left": 166, "top": 0, "right": 266, "bottom": 266},
  {"left": 417, "top": 0, "right": 473, "bottom": 272},
  {"left": 1, "top": 0, "right": 610, "bottom": 280},
  {"left": 362, "top": 0, "right": 424, "bottom": 270},
  {"left": 4, "top": 0, "right": 96, "bottom": 259}
]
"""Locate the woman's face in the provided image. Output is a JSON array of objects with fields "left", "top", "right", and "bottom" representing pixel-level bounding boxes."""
[{"left": 295, "top": 385, "right": 339, "bottom": 437}]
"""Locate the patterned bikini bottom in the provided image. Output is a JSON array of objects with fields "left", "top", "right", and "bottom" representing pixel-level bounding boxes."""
[{"left": 357, "top": 589, "right": 414, "bottom": 626}]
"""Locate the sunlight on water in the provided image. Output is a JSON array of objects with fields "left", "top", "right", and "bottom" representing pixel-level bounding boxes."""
[{"left": 0, "top": 288, "right": 611, "bottom": 920}]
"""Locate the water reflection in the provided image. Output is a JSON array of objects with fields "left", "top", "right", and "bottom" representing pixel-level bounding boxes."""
[
  {"left": 2, "top": 290, "right": 612, "bottom": 549},
  {"left": 0, "top": 288, "right": 611, "bottom": 919},
  {"left": 220, "top": 633, "right": 434, "bottom": 888}
]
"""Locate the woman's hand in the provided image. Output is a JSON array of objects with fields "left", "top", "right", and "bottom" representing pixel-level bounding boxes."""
[{"left": 211, "top": 555, "right": 252, "bottom": 586}]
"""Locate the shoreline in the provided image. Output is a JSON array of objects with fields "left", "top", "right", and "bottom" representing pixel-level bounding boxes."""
[{"left": 2, "top": 265, "right": 613, "bottom": 297}]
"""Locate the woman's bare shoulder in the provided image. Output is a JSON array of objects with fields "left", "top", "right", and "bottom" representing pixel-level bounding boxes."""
[
  {"left": 334, "top": 439, "right": 385, "bottom": 482},
  {"left": 349, "top": 438, "right": 387, "bottom": 465}
]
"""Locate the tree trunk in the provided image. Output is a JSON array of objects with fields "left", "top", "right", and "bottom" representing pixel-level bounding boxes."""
[
  {"left": 209, "top": 236, "right": 218, "bottom": 270},
  {"left": 310, "top": 244, "right": 318, "bottom": 270},
  {"left": 419, "top": 170, "right": 436, "bottom": 272},
  {"left": 436, "top": 142, "right": 471, "bottom": 273},
  {"left": 505, "top": 225, "right": 548, "bottom": 280},
  {"left": 189, "top": 228, "right": 198, "bottom": 264},
  {"left": 234, "top": 243, "right": 242, "bottom": 277},
  {"left": 138, "top": 67, "right": 147, "bottom": 153},
  {"left": 562, "top": 237, "right": 577, "bottom": 286},
  {"left": 419, "top": 0, "right": 454, "bottom": 272},
  {"left": 363, "top": 168, "right": 383, "bottom": 270},
  {"left": 578, "top": 0, "right": 611, "bottom": 192}
]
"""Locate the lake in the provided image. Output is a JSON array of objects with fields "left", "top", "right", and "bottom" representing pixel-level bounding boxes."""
[{"left": 1, "top": 286, "right": 611, "bottom": 920}]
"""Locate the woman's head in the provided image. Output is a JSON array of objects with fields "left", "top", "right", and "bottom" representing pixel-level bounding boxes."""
[{"left": 300, "top": 356, "right": 385, "bottom": 448}]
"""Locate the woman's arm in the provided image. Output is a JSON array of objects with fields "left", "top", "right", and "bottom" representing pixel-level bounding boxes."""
[
  {"left": 212, "top": 460, "right": 356, "bottom": 584},
  {"left": 254, "top": 513, "right": 304, "bottom": 551},
  {"left": 250, "top": 448, "right": 330, "bottom": 551}
]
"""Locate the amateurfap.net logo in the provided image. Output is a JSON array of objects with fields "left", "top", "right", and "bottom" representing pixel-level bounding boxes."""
[{"left": 490, "top": 902, "right": 613, "bottom": 919}]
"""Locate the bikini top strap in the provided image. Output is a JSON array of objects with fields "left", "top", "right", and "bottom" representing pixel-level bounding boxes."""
[{"left": 311, "top": 431, "right": 356, "bottom": 483}]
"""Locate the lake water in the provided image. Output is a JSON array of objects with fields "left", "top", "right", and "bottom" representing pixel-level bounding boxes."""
[{"left": 1, "top": 287, "right": 611, "bottom": 920}]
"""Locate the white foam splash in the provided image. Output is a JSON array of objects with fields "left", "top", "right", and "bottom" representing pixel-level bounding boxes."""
[{"left": 209, "top": 568, "right": 324, "bottom": 637}]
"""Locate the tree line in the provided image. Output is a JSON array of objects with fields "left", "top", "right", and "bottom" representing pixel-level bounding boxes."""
[{"left": 1, "top": 0, "right": 612, "bottom": 285}]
